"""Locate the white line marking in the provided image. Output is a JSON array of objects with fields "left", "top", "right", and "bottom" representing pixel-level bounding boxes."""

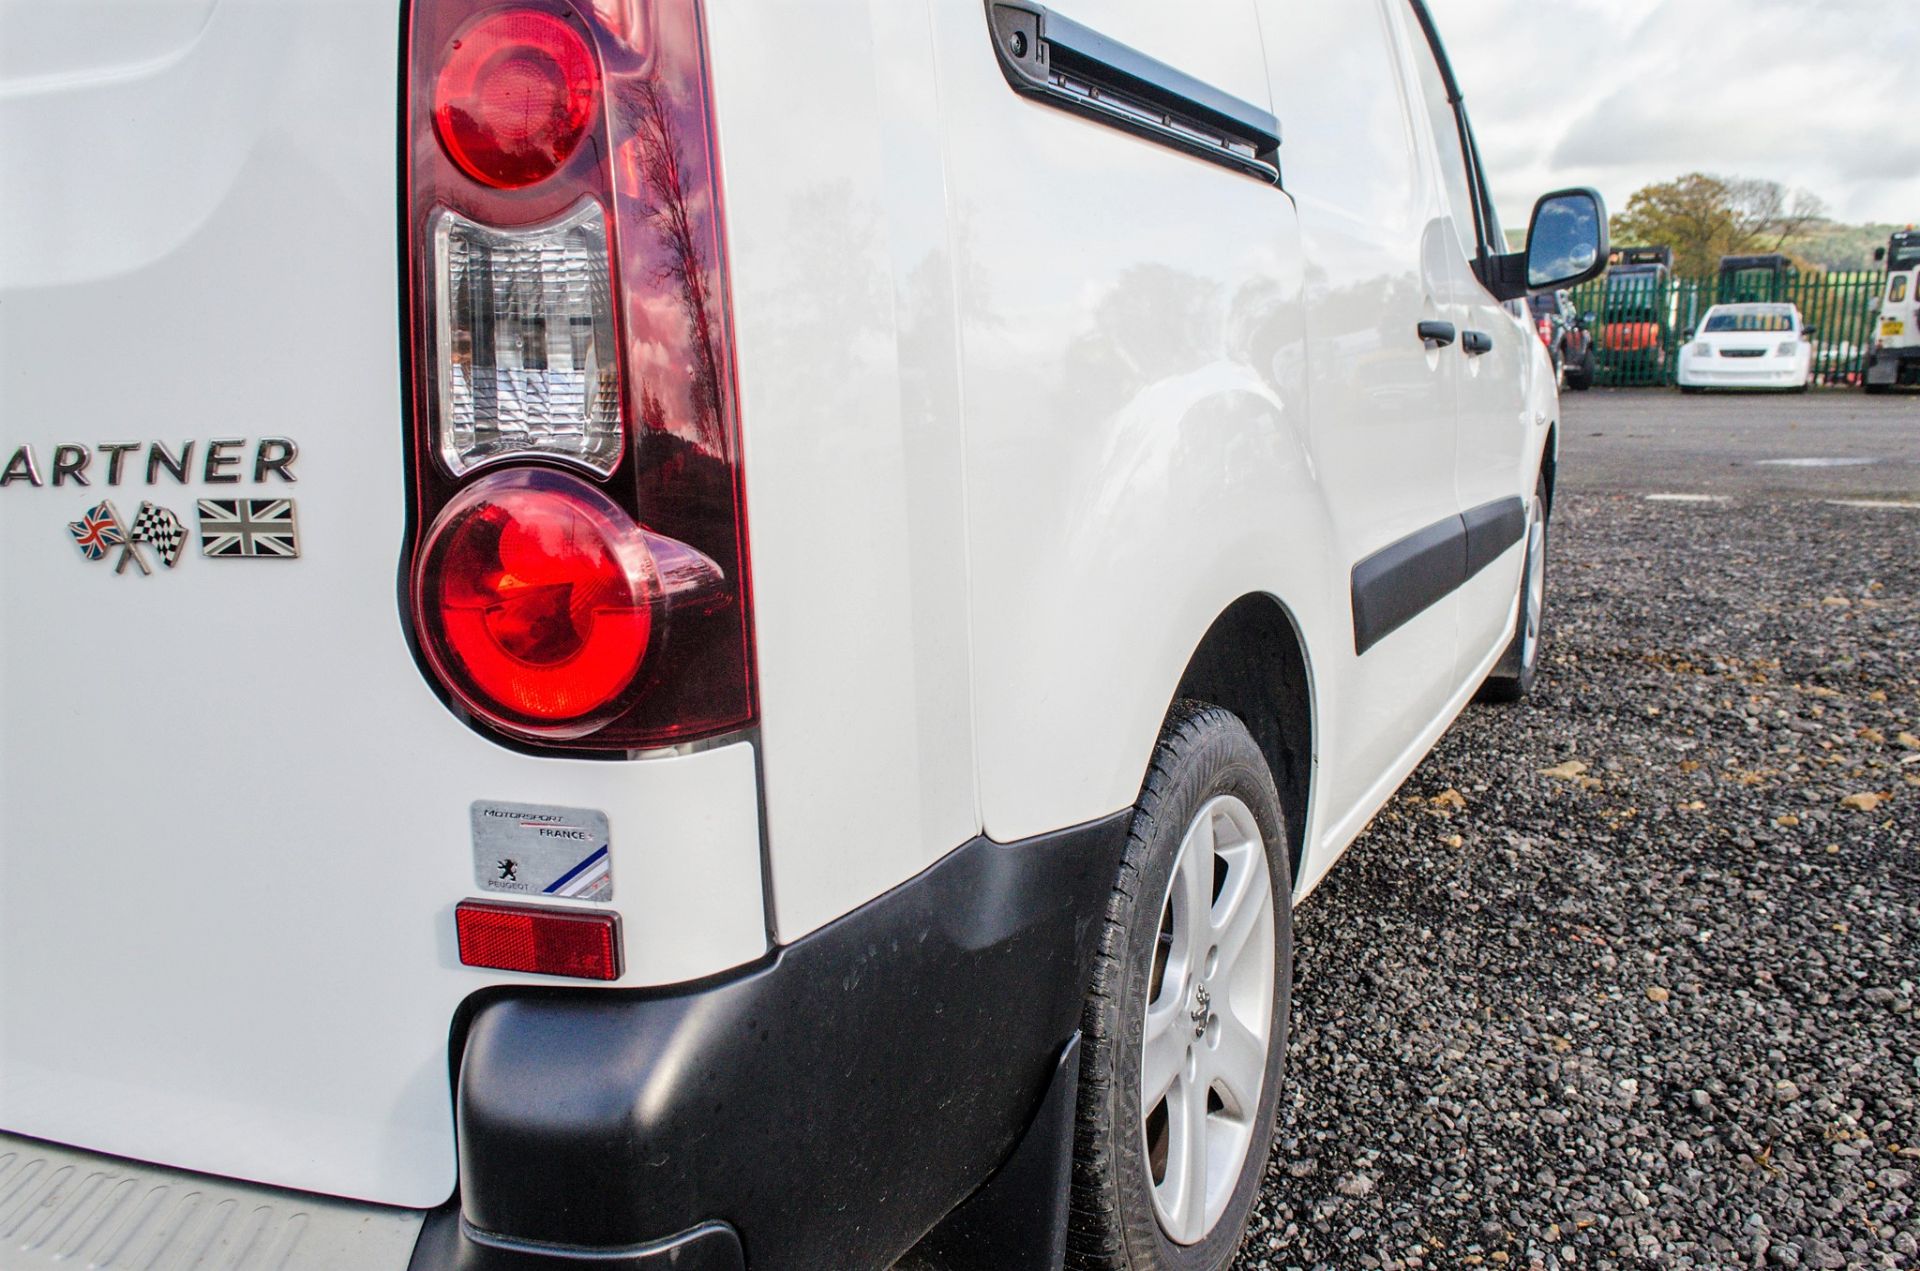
[
  {"left": 1756, "top": 457, "right": 1877, "bottom": 468},
  {"left": 1644, "top": 493, "right": 1731, "bottom": 503},
  {"left": 1826, "top": 499, "right": 1920, "bottom": 510}
]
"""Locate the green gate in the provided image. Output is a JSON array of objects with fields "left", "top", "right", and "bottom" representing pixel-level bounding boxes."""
[{"left": 1565, "top": 271, "right": 1887, "bottom": 387}]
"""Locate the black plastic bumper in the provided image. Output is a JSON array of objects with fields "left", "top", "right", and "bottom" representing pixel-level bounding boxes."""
[
  {"left": 1867, "top": 347, "right": 1920, "bottom": 384},
  {"left": 411, "top": 813, "right": 1131, "bottom": 1271}
]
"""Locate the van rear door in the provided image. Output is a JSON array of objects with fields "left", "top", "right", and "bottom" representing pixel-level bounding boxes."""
[{"left": 0, "top": 0, "right": 766, "bottom": 1208}]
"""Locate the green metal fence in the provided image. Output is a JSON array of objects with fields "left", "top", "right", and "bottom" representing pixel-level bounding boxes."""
[{"left": 1565, "top": 271, "right": 1888, "bottom": 388}]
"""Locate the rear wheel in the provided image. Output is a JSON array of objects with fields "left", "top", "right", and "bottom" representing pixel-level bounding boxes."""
[
  {"left": 1069, "top": 704, "right": 1292, "bottom": 1271},
  {"left": 1566, "top": 348, "right": 1594, "bottom": 391},
  {"left": 1480, "top": 477, "right": 1547, "bottom": 703}
]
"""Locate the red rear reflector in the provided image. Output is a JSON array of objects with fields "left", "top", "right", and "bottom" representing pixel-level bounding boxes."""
[{"left": 456, "top": 899, "right": 623, "bottom": 980}]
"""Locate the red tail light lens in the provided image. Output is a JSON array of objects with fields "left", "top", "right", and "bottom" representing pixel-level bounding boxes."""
[
  {"left": 433, "top": 9, "right": 601, "bottom": 189},
  {"left": 418, "top": 470, "right": 655, "bottom": 732},
  {"left": 405, "top": 0, "right": 754, "bottom": 755},
  {"left": 456, "top": 899, "right": 623, "bottom": 980}
]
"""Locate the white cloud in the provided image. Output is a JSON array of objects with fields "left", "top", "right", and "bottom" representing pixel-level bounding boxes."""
[{"left": 1425, "top": 0, "right": 1920, "bottom": 225}]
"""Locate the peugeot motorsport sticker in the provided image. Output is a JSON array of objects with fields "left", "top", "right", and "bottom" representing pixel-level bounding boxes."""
[{"left": 470, "top": 801, "right": 615, "bottom": 902}]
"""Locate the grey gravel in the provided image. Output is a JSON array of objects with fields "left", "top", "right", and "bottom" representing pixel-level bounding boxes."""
[{"left": 1237, "top": 483, "right": 1920, "bottom": 1270}]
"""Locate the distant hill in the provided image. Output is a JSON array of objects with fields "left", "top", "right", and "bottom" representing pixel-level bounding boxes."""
[
  {"left": 1498, "top": 220, "right": 1908, "bottom": 274},
  {"left": 1789, "top": 222, "right": 1909, "bottom": 273}
]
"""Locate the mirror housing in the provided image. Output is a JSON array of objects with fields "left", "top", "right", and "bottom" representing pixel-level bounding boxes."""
[
  {"left": 1478, "top": 188, "right": 1610, "bottom": 301},
  {"left": 1875, "top": 246, "right": 1887, "bottom": 263},
  {"left": 1802, "top": 324, "right": 1819, "bottom": 339}
]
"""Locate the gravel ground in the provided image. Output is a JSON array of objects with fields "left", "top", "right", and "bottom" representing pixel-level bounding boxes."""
[{"left": 1239, "top": 490, "right": 1920, "bottom": 1270}]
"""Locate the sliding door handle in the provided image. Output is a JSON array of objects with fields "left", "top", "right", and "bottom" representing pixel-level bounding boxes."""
[
  {"left": 1417, "top": 320, "right": 1456, "bottom": 347},
  {"left": 1462, "top": 329, "right": 1494, "bottom": 355}
]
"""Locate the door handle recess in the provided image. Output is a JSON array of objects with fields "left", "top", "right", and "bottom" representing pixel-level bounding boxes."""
[
  {"left": 1418, "top": 321, "right": 1456, "bottom": 347},
  {"left": 1462, "top": 329, "right": 1494, "bottom": 355}
]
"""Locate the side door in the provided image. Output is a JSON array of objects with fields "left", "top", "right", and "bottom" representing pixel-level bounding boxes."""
[
  {"left": 1258, "top": 0, "right": 1463, "bottom": 857},
  {"left": 1393, "top": 4, "right": 1537, "bottom": 686}
]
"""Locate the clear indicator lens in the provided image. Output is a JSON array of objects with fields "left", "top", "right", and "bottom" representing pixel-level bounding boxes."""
[{"left": 435, "top": 199, "right": 623, "bottom": 478}]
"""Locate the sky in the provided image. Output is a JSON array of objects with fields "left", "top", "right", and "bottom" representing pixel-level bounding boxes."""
[{"left": 1424, "top": 0, "right": 1920, "bottom": 228}]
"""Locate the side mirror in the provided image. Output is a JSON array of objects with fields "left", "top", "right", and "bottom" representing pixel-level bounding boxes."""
[
  {"left": 1526, "top": 189, "right": 1609, "bottom": 291},
  {"left": 1476, "top": 188, "right": 1610, "bottom": 301},
  {"left": 1683, "top": 329, "right": 1696, "bottom": 342},
  {"left": 1802, "top": 325, "right": 1819, "bottom": 339},
  {"left": 1581, "top": 311, "right": 1597, "bottom": 328},
  {"left": 1875, "top": 246, "right": 1887, "bottom": 263}
]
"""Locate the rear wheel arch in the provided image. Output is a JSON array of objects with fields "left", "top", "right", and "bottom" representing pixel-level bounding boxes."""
[{"left": 1168, "top": 594, "right": 1313, "bottom": 883}]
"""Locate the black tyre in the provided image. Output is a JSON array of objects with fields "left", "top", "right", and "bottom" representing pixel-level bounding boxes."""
[
  {"left": 1480, "top": 475, "right": 1548, "bottom": 703},
  {"left": 1068, "top": 703, "right": 1293, "bottom": 1271},
  {"left": 1566, "top": 349, "right": 1594, "bottom": 391},
  {"left": 1864, "top": 381, "right": 1891, "bottom": 396}
]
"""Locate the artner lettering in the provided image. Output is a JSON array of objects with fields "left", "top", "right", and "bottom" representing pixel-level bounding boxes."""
[{"left": 0, "top": 439, "right": 300, "bottom": 489}]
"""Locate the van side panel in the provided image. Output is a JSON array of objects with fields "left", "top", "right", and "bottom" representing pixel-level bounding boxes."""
[
  {"left": 707, "top": 0, "right": 981, "bottom": 940},
  {"left": 928, "top": 0, "right": 1331, "bottom": 847},
  {"left": 1258, "top": 0, "right": 1469, "bottom": 893}
]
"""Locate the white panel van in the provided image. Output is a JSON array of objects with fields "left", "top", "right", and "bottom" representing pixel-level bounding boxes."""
[{"left": 0, "top": 0, "right": 1604, "bottom": 1265}]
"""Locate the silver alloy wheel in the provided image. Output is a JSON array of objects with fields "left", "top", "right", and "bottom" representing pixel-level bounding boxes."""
[
  {"left": 1520, "top": 492, "right": 1546, "bottom": 670},
  {"left": 1140, "top": 794, "right": 1275, "bottom": 1245}
]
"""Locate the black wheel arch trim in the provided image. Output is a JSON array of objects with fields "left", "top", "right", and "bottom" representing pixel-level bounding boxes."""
[
  {"left": 1351, "top": 496, "right": 1526, "bottom": 655},
  {"left": 424, "top": 813, "right": 1132, "bottom": 1269}
]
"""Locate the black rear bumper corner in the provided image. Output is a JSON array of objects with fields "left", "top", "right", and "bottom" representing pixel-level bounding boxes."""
[{"left": 409, "top": 813, "right": 1131, "bottom": 1271}]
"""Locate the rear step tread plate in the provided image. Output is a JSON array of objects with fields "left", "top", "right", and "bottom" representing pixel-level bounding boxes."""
[{"left": 0, "top": 1133, "right": 422, "bottom": 1270}]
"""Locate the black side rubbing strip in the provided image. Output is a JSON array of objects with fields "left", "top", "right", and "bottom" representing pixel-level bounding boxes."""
[
  {"left": 1352, "top": 498, "right": 1530, "bottom": 655},
  {"left": 1351, "top": 516, "right": 1467, "bottom": 656},
  {"left": 1462, "top": 496, "right": 1526, "bottom": 577},
  {"left": 985, "top": 2, "right": 1282, "bottom": 184}
]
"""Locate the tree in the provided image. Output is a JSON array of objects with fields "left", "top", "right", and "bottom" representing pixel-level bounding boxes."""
[{"left": 1610, "top": 173, "right": 1827, "bottom": 276}]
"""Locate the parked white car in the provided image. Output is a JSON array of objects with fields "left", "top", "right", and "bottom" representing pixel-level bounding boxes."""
[
  {"left": 0, "top": 0, "right": 1603, "bottom": 1267},
  {"left": 1679, "top": 303, "right": 1817, "bottom": 391}
]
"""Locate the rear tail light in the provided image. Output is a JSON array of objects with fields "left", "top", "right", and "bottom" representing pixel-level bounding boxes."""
[
  {"left": 404, "top": 0, "right": 753, "bottom": 754},
  {"left": 433, "top": 9, "right": 601, "bottom": 189},
  {"left": 1536, "top": 317, "right": 1552, "bottom": 345},
  {"left": 456, "top": 899, "right": 623, "bottom": 980}
]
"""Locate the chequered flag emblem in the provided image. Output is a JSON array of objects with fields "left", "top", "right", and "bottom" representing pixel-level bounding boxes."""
[
  {"left": 129, "top": 501, "right": 187, "bottom": 568},
  {"left": 198, "top": 499, "right": 300, "bottom": 559}
]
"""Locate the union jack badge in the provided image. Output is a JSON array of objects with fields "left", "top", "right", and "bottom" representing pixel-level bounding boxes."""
[
  {"left": 67, "top": 501, "right": 126, "bottom": 562},
  {"left": 198, "top": 498, "right": 300, "bottom": 559}
]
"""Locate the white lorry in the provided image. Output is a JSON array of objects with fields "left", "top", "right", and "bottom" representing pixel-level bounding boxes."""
[
  {"left": 1866, "top": 229, "right": 1920, "bottom": 393},
  {"left": 0, "top": 0, "right": 1604, "bottom": 1266}
]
